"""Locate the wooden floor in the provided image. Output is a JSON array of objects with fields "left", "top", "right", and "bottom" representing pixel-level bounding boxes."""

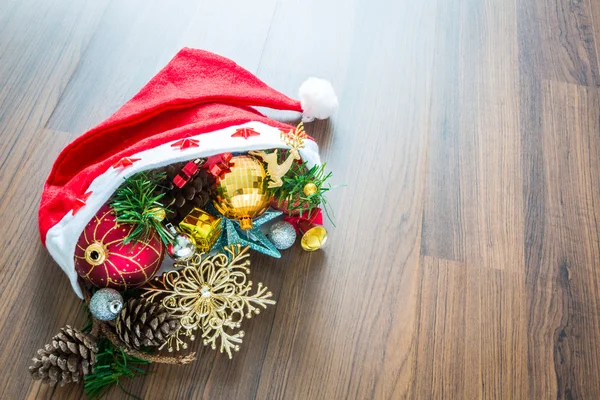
[{"left": 2, "top": 0, "right": 600, "bottom": 398}]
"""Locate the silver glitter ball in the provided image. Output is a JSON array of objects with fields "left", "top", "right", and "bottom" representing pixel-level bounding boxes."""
[
  {"left": 268, "top": 221, "right": 297, "bottom": 250},
  {"left": 168, "top": 233, "right": 196, "bottom": 261},
  {"left": 90, "top": 288, "right": 124, "bottom": 321}
]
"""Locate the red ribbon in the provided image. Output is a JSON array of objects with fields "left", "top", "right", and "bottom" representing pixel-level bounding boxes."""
[
  {"left": 205, "top": 153, "right": 233, "bottom": 179},
  {"left": 173, "top": 160, "right": 200, "bottom": 188},
  {"left": 284, "top": 208, "right": 323, "bottom": 233}
]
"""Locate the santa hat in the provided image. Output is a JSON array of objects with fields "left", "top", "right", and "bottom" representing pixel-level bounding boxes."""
[{"left": 39, "top": 48, "right": 338, "bottom": 298}]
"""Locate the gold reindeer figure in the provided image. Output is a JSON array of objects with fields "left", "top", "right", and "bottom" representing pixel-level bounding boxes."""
[{"left": 250, "top": 122, "right": 308, "bottom": 188}]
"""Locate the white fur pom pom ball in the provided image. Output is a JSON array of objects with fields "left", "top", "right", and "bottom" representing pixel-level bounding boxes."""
[{"left": 298, "top": 78, "right": 338, "bottom": 122}]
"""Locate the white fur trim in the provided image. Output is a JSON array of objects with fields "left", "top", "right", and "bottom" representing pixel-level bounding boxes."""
[
  {"left": 298, "top": 78, "right": 338, "bottom": 123},
  {"left": 45, "top": 121, "right": 321, "bottom": 298}
]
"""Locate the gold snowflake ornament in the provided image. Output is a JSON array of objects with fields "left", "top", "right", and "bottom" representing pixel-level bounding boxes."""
[{"left": 142, "top": 245, "right": 275, "bottom": 358}]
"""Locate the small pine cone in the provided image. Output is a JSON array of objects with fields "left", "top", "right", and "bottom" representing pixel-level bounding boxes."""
[
  {"left": 115, "top": 298, "right": 180, "bottom": 350},
  {"left": 29, "top": 326, "right": 97, "bottom": 387},
  {"left": 160, "top": 161, "right": 215, "bottom": 224}
]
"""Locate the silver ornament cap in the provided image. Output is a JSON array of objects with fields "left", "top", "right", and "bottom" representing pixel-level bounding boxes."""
[
  {"left": 268, "top": 221, "right": 297, "bottom": 250},
  {"left": 90, "top": 288, "right": 123, "bottom": 321}
]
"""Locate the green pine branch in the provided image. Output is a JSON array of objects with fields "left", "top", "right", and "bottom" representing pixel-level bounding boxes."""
[
  {"left": 84, "top": 339, "right": 152, "bottom": 400},
  {"left": 110, "top": 171, "right": 174, "bottom": 245},
  {"left": 81, "top": 303, "right": 93, "bottom": 335}
]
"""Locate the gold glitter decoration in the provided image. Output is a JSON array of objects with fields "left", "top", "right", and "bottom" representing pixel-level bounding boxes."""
[
  {"left": 141, "top": 245, "right": 275, "bottom": 358},
  {"left": 281, "top": 122, "right": 309, "bottom": 151},
  {"left": 212, "top": 155, "right": 270, "bottom": 230},
  {"left": 249, "top": 122, "right": 308, "bottom": 189}
]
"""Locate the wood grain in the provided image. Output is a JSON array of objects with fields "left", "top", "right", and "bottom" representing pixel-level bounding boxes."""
[
  {"left": 422, "top": 0, "right": 524, "bottom": 271},
  {"left": 521, "top": 0, "right": 600, "bottom": 86},
  {"left": 47, "top": 0, "right": 280, "bottom": 134},
  {"left": 256, "top": 0, "right": 436, "bottom": 398},
  {"left": 523, "top": 80, "right": 600, "bottom": 398},
  {"left": 413, "top": 256, "right": 526, "bottom": 398},
  {"left": 2, "top": 0, "right": 600, "bottom": 398}
]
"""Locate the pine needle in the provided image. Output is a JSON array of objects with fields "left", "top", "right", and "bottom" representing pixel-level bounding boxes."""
[
  {"left": 84, "top": 339, "right": 151, "bottom": 400},
  {"left": 110, "top": 171, "right": 174, "bottom": 245},
  {"left": 270, "top": 161, "right": 336, "bottom": 225},
  {"left": 81, "top": 302, "right": 93, "bottom": 334}
]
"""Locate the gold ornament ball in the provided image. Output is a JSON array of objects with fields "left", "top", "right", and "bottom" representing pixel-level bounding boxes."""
[
  {"left": 303, "top": 182, "right": 318, "bottom": 196},
  {"left": 213, "top": 155, "right": 270, "bottom": 230},
  {"left": 149, "top": 207, "right": 166, "bottom": 222}
]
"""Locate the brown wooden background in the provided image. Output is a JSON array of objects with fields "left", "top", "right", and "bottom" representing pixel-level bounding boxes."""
[{"left": 2, "top": 0, "right": 600, "bottom": 398}]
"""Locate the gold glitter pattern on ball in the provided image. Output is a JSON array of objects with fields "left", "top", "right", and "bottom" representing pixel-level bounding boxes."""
[{"left": 212, "top": 155, "right": 270, "bottom": 230}]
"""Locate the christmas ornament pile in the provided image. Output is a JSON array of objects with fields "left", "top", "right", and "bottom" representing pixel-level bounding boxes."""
[{"left": 31, "top": 48, "right": 338, "bottom": 397}]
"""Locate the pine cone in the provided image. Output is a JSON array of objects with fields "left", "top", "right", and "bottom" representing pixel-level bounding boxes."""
[
  {"left": 115, "top": 298, "right": 180, "bottom": 350},
  {"left": 160, "top": 162, "right": 215, "bottom": 224},
  {"left": 29, "top": 326, "right": 97, "bottom": 387}
]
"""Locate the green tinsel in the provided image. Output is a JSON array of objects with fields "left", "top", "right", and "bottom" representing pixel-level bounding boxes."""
[{"left": 270, "top": 160, "right": 335, "bottom": 224}]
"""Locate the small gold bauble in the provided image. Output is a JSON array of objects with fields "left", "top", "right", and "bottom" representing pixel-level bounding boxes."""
[
  {"left": 212, "top": 155, "right": 270, "bottom": 230},
  {"left": 301, "top": 226, "right": 328, "bottom": 251},
  {"left": 303, "top": 182, "right": 318, "bottom": 196},
  {"left": 148, "top": 207, "right": 166, "bottom": 222}
]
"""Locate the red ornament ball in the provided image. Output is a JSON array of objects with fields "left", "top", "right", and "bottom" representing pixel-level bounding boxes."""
[{"left": 74, "top": 204, "right": 165, "bottom": 290}]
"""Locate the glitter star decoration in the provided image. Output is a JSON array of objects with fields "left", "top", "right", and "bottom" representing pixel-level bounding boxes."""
[
  {"left": 212, "top": 209, "right": 283, "bottom": 258},
  {"left": 142, "top": 245, "right": 275, "bottom": 358}
]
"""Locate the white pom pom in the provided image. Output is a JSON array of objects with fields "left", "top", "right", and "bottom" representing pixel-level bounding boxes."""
[{"left": 298, "top": 78, "right": 338, "bottom": 122}]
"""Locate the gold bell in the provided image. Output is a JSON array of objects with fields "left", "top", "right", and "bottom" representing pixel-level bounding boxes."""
[{"left": 300, "top": 226, "right": 328, "bottom": 251}]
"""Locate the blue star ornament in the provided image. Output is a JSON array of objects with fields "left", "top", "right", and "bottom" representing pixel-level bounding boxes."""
[{"left": 212, "top": 210, "right": 283, "bottom": 258}]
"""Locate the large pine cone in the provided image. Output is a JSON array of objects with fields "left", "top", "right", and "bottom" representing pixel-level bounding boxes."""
[
  {"left": 115, "top": 298, "right": 180, "bottom": 350},
  {"left": 160, "top": 162, "right": 215, "bottom": 224},
  {"left": 29, "top": 326, "right": 97, "bottom": 387}
]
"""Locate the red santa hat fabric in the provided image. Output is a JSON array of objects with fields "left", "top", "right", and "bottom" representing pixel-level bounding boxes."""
[{"left": 39, "top": 48, "right": 336, "bottom": 298}]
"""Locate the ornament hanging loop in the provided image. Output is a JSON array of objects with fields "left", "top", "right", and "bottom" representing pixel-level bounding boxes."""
[
  {"left": 239, "top": 216, "right": 253, "bottom": 230},
  {"left": 85, "top": 242, "right": 106, "bottom": 266}
]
